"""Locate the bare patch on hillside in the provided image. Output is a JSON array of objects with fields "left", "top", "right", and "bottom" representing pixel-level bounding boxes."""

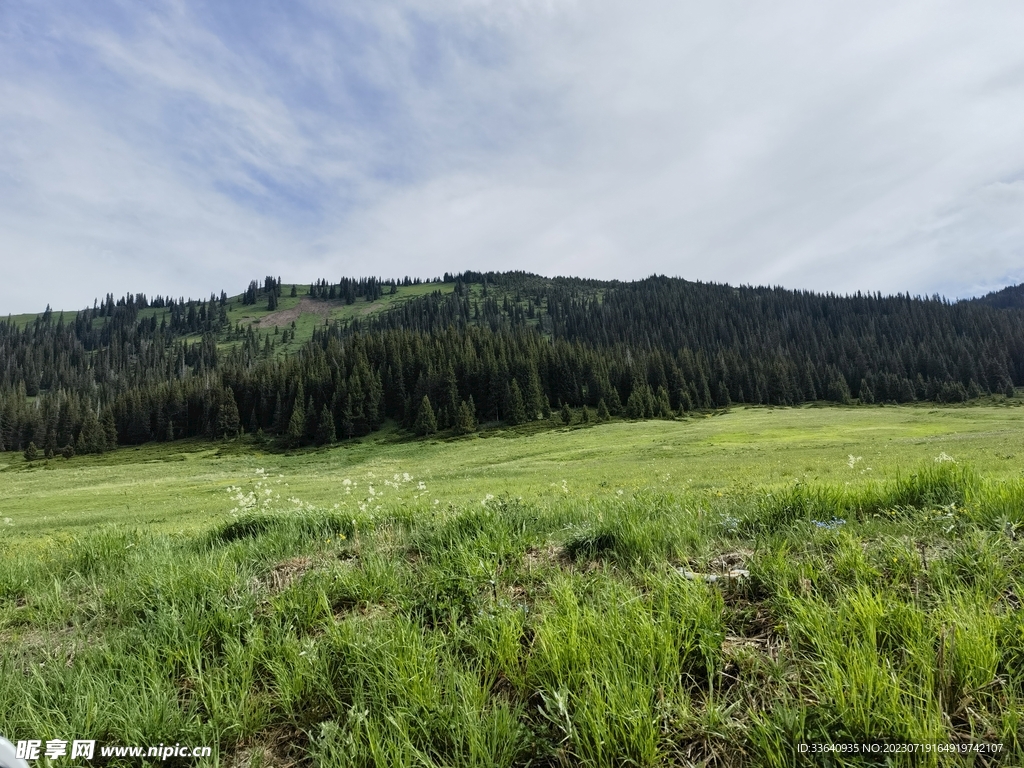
[{"left": 257, "top": 297, "right": 340, "bottom": 329}]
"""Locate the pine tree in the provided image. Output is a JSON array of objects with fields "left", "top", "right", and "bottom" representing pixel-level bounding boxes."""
[
  {"left": 338, "top": 394, "right": 355, "bottom": 440},
  {"left": 607, "top": 386, "right": 623, "bottom": 415},
  {"left": 315, "top": 404, "right": 336, "bottom": 445},
  {"left": 414, "top": 395, "right": 437, "bottom": 436},
  {"left": 596, "top": 398, "right": 610, "bottom": 421},
  {"left": 100, "top": 410, "right": 117, "bottom": 451},
  {"left": 508, "top": 380, "right": 526, "bottom": 425},
  {"left": 560, "top": 401, "right": 573, "bottom": 426},
  {"left": 218, "top": 387, "right": 241, "bottom": 437},
  {"left": 859, "top": 379, "right": 874, "bottom": 404},
  {"left": 581, "top": 405, "right": 590, "bottom": 423},
  {"left": 625, "top": 388, "right": 645, "bottom": 419},
  {"left": 676, "top": 389, "right": 693, "bottom": 414},
  {"left": 825, "top": 369, "right": 852, "bottom": 404},
  {"left": 655, "top": 386, "right": 673, "bottom": 417},
  {"left": 286, "top": 397, "right": 305, "bottom": 447},
  {"left": 455, "top": 399, "right": 476, "bottom": 435}
]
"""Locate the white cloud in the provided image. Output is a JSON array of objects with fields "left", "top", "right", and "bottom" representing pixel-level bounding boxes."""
[{"left": 2, "top": 0, "right": 1024, "bottom": 313}]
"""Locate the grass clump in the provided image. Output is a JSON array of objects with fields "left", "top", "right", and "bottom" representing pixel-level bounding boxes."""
[{"left": 2, "top": 457, "right": 1023, "bottom": 766}]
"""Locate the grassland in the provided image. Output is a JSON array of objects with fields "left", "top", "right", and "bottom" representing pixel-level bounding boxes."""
[
  {"left": 2, "top": 405, "right": 1023, "bottom": 766},
  {"left": 2, "top": 404, "right": 1022, "bottom": 539}
]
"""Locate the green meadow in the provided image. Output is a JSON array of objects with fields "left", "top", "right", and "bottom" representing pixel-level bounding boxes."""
[
  {"left": 2, "top": 405, "right": 1023, "bottom": 766},
  {"left": 4, "top": 404, "right": 1023, "bottom": 539}
]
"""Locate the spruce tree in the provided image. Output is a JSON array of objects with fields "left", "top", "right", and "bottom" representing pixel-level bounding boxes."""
[
  {"left": 218, "top": 387, "right": 241, "bottom": 437},
  {"left": 100, "top": 410, "right": 117, "bottom": 451},
  {"left": 560, "top": 401, "right": 573, "bottom": 426},
  {"left": 508, "top": 380, "right": 526, "bottom": 425},
  {"left": 315, "top": 404, "right": 336, "bottom": 445},
  {"left": 625, "top": 388, "right": 645, "bottom": 419},
  {"left": 655, "top": 386, "right": 673, "bottom": 417},
  {"left": 455, "top": 399, "right": 476, "bottom": 435},
  {"left": 286, "top": 397, "right": 305, "bottom": 447},
  {"left": 597, "top": 386, "right": 617, "bottom": 415},
  {"left": 339, "top": 395, "right": 355, "bottom": 440},
  {"left": 859, "top": 379, "right": 874, "bottom": 404},
  {"left": 414, "top": 395, "right": 437, "bottom": 436},
  {"left": 596, "top": 398, "right": 610, "bottom": 421},
  {"left": 825, "top": 369, "right": 852, "bottom": 404}
]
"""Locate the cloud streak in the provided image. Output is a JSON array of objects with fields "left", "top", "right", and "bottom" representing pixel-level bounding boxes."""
[{"left": 2, "top": 0, "right": 1024, "bottom": 312}]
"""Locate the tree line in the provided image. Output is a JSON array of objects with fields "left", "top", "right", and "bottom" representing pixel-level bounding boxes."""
[{"left": 1, "top": 272, "right": 1021, "bottom": 456}]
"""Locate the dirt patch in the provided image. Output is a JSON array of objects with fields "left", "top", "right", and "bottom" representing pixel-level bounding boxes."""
[
  {"left": 2, "top": 624, "right": 95, "bottom": 669},
  {"left": 227, "top": 727, "right": 306, "bottom": 768},
  {"left": 709, "top": 549, "right": 753, "bottom": 572},
  {"left": 334, "top": 601, "right": 391, "bottom": 622},
  {"left": 524, "top": 544, "right": 563, "bottom": 572},
  {"left": 254, "top": 556, "right": 315, "bottom": 594},
  {"left": 722, "top": 634, "right": 784, "bottom": 660},
  {"left": 357, "top": 299, "right": 389, "bottom": 316},
  {"left": 257, "top": 297, "right": 341, "bottom": 329}
]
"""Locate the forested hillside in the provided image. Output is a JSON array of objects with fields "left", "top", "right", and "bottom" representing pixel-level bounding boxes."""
[{"left": 1, "top": 272, "right": 1022, "bottom": 456}]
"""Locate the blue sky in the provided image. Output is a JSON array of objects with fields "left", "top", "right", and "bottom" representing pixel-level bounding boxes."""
[{"left": 3, "top": 0, "right": 1024, "bottom": 312}]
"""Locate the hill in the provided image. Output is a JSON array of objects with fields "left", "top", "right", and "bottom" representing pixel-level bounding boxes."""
[
  {"left": 971, "top": 282, "right": 1024, "bottom": 310},
  {"left": 1, "top": 272, "right": 1022, "bottom": 457}
]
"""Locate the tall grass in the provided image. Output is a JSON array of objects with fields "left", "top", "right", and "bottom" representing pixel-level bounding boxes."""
[{"left": 1, "top": 460, "right": 1021, "bottom": 766}]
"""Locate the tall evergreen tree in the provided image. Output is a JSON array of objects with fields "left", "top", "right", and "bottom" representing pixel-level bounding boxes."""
[
  {"left": 414, "top": 395, "right": 437, "bottom": 436},
  {"left": 455, "top": 399, "right": 476, "bottom": 435},
  {"left": 100, "top": 410, "right": 117, "bottom": 451},
  {"left": 315, "top": 404, "right": 336, "bottom": 445},
  {"left": 507, "top": 380, "right": 526, "bottom": 425},
  {"left": 218, "top": 387, "right": 241, "bottom": 437},
  {"left": 286, "top": 397, "right": 305, "bottom": 447}
]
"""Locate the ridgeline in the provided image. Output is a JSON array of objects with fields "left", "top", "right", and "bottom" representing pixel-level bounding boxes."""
[{"left": 1, "top": 272, "right": 1022, "bottom": 456}]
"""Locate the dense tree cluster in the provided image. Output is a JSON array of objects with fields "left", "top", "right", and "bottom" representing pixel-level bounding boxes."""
[
  {"left": 1, "top": 272, "right": 1021, "bottom": 455},
  {"left": 307, "top": 277, "right": 396, "bottom": 304}
]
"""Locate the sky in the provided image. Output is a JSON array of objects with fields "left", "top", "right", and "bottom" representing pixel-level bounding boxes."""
[{"left": 3, "top": 1, "right": 1024, "bottom": 313}]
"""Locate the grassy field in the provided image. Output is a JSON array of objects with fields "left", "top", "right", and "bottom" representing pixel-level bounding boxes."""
[
  {"left": 2, "top": 403, "right": 1022, "bottom": 539},
  {"left": 2, "top": 405, "right": 1023, "bottom": 766}
]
